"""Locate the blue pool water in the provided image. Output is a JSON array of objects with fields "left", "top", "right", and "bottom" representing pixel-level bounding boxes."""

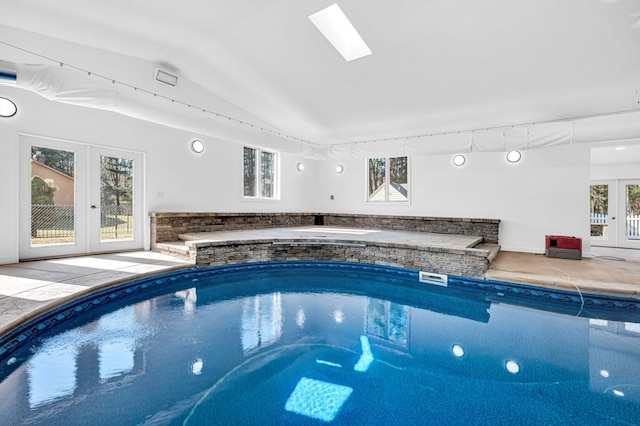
[{"left": 0, "top": 261, "right": 639, "bottom": 425}]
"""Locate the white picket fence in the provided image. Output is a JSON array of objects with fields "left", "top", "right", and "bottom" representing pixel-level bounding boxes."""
[{"left": 590, "top": 213, "right": 640, "bottom": 238}]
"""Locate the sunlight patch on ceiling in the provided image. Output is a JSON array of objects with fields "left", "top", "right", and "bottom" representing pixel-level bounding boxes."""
[{"left": 308, "top": 3, "right": 372, "bottom": 62}]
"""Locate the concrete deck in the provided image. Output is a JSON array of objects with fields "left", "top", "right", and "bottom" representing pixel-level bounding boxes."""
[
  {"left": 0, "top": 251, "right": 193, "bottom": 336},
  {"left": 1, "top": 239, "right": 638, "bottom": 337},
  {"left": 486, "top": 246, "right": 640, "bottom": 298},
  {"left": 178, "top": 226, "right": 484, "bottom": 249}
]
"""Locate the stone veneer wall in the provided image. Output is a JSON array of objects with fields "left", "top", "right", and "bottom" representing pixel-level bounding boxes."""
[
  {"left": 150, "top": 212, "right": 500, "bottom": 248},
  {"left": 150, "top": 213, "right": 315, "bottom": 249},
  {"left": 322, "top": 214, "right": 499, "bottom": 244},
  {"left": 188, "top": 241, "right": 490, "bottom": 279}
]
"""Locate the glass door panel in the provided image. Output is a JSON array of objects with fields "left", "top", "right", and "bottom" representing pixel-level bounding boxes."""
[
  {"left": 590, "top": 184, "right": 610, "bottom": 244},
  {"left": 20, "top": 136, "right": 143, "bottom": 260},
  {"left": 30, "top": 146, "right": 76, "bottom": 246},
  {"left": 591, "top": 180, "right": 640, "bottom": 249},
  {"left": 622, "top": 182, "right": 640, "bottom": 248},
  {"left": 100, "top": 155, "right": 134, "bottom": 242},
  {"left": 20, "top": 136, "right": 88, "bottom": 260},
  {"left": 90, "top": 147, "right": 143, "bottom": 253}
]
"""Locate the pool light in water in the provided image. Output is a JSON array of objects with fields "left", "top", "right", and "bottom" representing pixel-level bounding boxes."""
[
  {"left": 191, "top": 358, "right": 203, "bottom": 375},
  {"left": 452, "top": 344, "right": 465, "bottom": 358},
  {"left": 505, "top": 360, "right": 520, "bottom": 374}
]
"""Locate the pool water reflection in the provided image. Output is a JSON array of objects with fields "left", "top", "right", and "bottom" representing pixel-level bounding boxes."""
[{"left": 0, "top": 262, "right": 639, "bottom": 425}]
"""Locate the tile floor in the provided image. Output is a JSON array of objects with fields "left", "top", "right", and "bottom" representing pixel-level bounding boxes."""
[{"left": 1, "top": 245, "right": 638, "bottom": 337}]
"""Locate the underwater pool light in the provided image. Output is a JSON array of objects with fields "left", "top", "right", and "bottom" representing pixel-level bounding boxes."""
[
  {"left": 452, "top": 344, "right": 465, "bottom": 358},
  {"left": 505, "top": 360, "right": 520, "bottom": 374},
  {"left": 191, "top": 358, "right": 203, "bottom": 375}
]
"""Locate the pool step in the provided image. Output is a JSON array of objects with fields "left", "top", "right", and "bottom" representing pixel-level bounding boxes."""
[
  {"left": 155, "top": 241, "right": 193, "bottom": 262},
  {"left": 474, "top": 243, "right": 501, "bottom": 263}
]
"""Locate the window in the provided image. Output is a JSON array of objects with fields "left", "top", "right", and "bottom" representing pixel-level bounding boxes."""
[
  {"left": 243, "top": 147, "right": 277, "bottom": 199},
  {"left": 367, "top": 156, "right": 408, "bottom": 202}
]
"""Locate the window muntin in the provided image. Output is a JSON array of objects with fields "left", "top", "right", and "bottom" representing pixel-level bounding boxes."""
[
  {"left": 367, "top": 156, "right": 408, "bottom": 202},
  {"left": 244, "top": 147, "right": 278, "bottom": 199}
]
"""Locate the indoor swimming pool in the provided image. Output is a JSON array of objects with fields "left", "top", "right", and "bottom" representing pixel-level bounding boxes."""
[{"left": 0, "top": 261, "right": 639, "bottom": 425}]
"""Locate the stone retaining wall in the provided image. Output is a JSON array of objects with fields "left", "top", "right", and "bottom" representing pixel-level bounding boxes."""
[
  {"left": 150, "top": 212, "right": 500, "bottom": 248},
  {"left": 322, "top": 214, "right": 499, "bottom": 243},
  {"left": 187, "top": 240, "right": 490, "bottom": 278},
  {"left": 150, "top": 212, "right": 315, "bottom": 248}
]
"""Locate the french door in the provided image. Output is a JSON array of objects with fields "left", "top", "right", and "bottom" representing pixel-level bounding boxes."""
[
  {"left": 590, "top": 179, "right": 640, "bottom": 249},
  {"left": 19, "top": 135, "right": 144, "bottom": 260}
]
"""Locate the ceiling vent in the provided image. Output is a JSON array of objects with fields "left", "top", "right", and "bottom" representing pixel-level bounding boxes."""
[{"left": 154, "top": 68, "right": 178, "bottom": 87}]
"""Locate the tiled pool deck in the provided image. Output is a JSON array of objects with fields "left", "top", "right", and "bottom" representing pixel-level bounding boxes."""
[
  {"left": 0, "top": 251, "right": 192, "bottom": 335},
  {"left": 1, "top": 233, "right": 638, "bottom": 336}
]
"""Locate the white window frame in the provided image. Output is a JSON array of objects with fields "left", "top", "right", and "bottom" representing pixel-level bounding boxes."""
[
  {"left": 242, "top": 146, "right": 279, "bottom": 200},
  {"left": 366, "top": 156, "right": 410, "bottom": 203}
]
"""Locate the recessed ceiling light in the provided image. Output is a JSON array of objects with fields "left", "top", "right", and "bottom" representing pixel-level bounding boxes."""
[
  {"left": 191, "top": 139, "right": 204, "bottom": 153},
  {"left": 452, "top": 154, "right": 466, "bottom": 167},
  {"left": 335, "top": 164, "right": 344, "bottom": 174},
  {"left": 296, "top": 162, "right": 305, "bottom": 172},
  {"left": 506, "top": 150, "right": 522, "bottom": 163},
  {"left": 0, "top": 97, "right": 17, "bottom": 117},
  {"left": 309, "top": 4, "right": 372, "bottom": 62}
]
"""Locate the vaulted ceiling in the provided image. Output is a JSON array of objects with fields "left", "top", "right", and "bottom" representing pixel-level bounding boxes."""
[{"left": 1, "top": 0, "right": 639, "bottom": 150}]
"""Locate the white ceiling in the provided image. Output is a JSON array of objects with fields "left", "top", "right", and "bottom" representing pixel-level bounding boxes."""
[{"left": 1, "top": 0, "right": 639, "bottom": 147}]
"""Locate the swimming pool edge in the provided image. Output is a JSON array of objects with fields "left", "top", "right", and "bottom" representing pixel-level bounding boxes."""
[{"left": 2, "top": 260, "right": 638, "bottom": 361}]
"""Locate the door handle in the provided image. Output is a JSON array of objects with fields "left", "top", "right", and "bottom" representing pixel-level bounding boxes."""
[{"left": 91, "top": 205, "right": 97, "bottom": 209}]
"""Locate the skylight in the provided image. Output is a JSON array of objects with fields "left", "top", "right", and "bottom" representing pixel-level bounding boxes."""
[{"left": 308, "top": 3, "right": 372, "bottom": 62}]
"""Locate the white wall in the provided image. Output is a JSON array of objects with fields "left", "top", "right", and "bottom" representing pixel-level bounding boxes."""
[
  {"left": 0, "top": 86, "right": 316, "bottom": 264},
  {"left": 591, "top": 163, "right": 639, "bottom": 181},
  {"left": 0, "top": 85, "right": 593, "bottom": 264},
  {"left": 315, "top": 145, "right": 591, "bottom": 255}
]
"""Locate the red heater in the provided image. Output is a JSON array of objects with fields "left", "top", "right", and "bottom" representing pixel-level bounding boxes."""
[{"left": 545, "top": 235, "right": 582, "bottom": 260}]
